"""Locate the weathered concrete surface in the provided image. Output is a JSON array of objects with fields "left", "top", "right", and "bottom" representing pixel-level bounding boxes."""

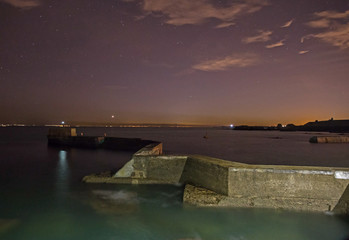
[
  {"left": 182, "top": 162, "right": 349, "bottom": 213},
  {"left": 110, "top": 154, "right": 187, "bottom": 183},
  {"left": 333, "top": 184, "right": 349, "bottom": 215},
  {"left": 180, "top": 155, "right": 247, "bottom": 195},
  {"left": 133, "top": 143, "right": 163, "bottom": 156},
  {"left": 83, "top": 142, "right": 187, "bottom": 184},
  {"left": 130, "top": 154, "right": 186, "bottom": 181},
  {"left": 228, "top": 165, "right": 349, "bottom": 200},
  {"left": 111, "top": 142, "right": 186, "bottom": 183},
  {"left": 183, "top": 184, "right": 341, "bottom": 212},
  {"left": 82, "top": 137, "right": 349, "bottom": 214},
  {"left": 183, "top": 184, "right": 225, "bottom": 206},
  {"left": 310, "top": 136, "right": 349, "bottom": 143},
  {"left": 113, "top": 143, "right": 164, "bottom": 178},
  {"left": 113, "top": 159, "right": 135, "bottom": 178}
]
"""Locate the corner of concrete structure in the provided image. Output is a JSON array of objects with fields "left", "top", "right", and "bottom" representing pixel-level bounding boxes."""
[
  {"left": 180, "top": 155, "right": 248, "bottom": 196},
  {"left": 333, "top": 184, "right": 349, "bottom": 215},
  {"left": 112, "top": 143, "right": 187, "bottom": 184}
]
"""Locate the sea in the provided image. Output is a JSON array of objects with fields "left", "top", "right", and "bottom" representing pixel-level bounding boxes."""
[{"left": 1, "top": 126, "right": 349, "bottom": 240}]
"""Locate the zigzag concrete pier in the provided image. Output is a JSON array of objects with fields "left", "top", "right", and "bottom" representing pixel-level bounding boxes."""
[
  {"left": 48, "top": 127, "right": 349, "bottom": 214},
  {"left": 83, "top": 141, "right": 349, "bottom": 215}
]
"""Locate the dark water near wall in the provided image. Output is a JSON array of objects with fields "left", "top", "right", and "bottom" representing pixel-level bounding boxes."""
[{"left": 1, "top": 127, "right": 349, "bottom": 240}]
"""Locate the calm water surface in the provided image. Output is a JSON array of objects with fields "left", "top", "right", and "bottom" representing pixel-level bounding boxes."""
[{"left": 1, "top": 127, "right": 349, "bottom": 240}]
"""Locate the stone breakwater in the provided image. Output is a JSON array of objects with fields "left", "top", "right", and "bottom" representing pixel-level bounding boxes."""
[
  {"left": 49, "top": 127, "right": 349, "bottom": 214},
  {"left": 309, "top": 136, "right": 349, "bottom": 143},
  {"left": 83, "top": 143, "right": 349, "bottom": 215},
  {"left": 47, "top": 127, "right": 160, "bottom": 150}
]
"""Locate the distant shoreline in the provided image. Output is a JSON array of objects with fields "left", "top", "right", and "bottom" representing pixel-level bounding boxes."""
[
  {"left": 0, "top": 124, "right": 226, "bottom": 128},
  {"left": 234, "top": 119, "right": 349, "bottom": 133}
]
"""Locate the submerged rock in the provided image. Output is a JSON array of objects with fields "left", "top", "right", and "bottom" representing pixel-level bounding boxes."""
[{"left": 85, "top": 190, "right": 139, "bottom": 216}]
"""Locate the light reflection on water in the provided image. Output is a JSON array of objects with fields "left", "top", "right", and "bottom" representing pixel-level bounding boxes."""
[
  {"left": 56, "top": 150, "right": 69, "bottom": 193},
  {"left": 0, "top": 127, "right": 349, "bottom": 240}
]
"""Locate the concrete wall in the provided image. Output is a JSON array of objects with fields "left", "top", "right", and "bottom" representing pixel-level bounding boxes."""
[
  {"left": 133, "top": 143, "right": 163, "bottom": 156},
  {"left": 180, "top": 155, "right": 247, "bottom": 195},
  {"left": 333, "top": 184, "right": 349, "bottom": 214},
  {"left": 82, "top": 139, "right": 349, "bottom": 214},
  {"left": 227, "top": 165, "right": 349, "bottom": 212},
  {"left": 48, "top": 127, "right": 77, "bottom": 137},
  {"left": 133, "top": 155, "right": 187, "bottom": 183},
  {"left": 47, "top": 127, "right": 160, "bottom": 151},
  {"left": 175, "top": 155, "right": 349, "bottom": 213},
  {"left": 310, "top": 136, "right": 349, "bottom": 143},
  {"left": 113, "top": 142, "right": 187, "bottom": 184}
]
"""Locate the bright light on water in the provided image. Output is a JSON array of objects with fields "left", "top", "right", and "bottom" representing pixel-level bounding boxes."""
[
  {"left": 59, "top": 150, "right": 67, "bottom": 162},
  {"left": 56, "top": 150, "right": 69, "bottom": 194}
]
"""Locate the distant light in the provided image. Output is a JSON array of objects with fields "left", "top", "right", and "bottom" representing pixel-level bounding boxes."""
[
  {"left": 61, "top": 121, "right": 65, "bottom": 125},
  {"left": 230, "top": 124, "right": 234, "bottom": 128},
  {"left": 111, "top": 115, "right": 115, "bottom": 118}
]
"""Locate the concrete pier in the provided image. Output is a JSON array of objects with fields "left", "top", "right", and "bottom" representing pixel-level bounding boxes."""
[
  {"left": 182, "top": 158, "right": 349, "bottom": 214},
  {"left": 51, "top": 127, "right": 348, "bottom": 214},
  {"left": 47, "top": 127, "right": 160, "bottom": 150},
  {"left": 309, "top": 136, "right": 349, "bottom": 143},
  {"left": 83, "top": 143, "right": 349, "bottom": 214}
]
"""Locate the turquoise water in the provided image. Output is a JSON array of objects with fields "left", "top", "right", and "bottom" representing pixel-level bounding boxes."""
[{"left": 1, "top": 127, "right": 349, "bottom": 240}]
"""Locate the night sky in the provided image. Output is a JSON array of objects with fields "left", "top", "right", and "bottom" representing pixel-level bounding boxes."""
[{"left": 1, "top": 0, "right": 349, "bottom": 126}]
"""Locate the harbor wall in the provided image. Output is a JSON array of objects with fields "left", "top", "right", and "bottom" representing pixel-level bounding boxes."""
[
  {"left": 309, "top": 136, "right": 349, "bottom": 143},
  {"left": 51, "top": 126, "right": 349, "bottom": 214},
  {"left": 179, "top": 155, "right": 247, "bottom": 195},
  {"left": 114, "top": 143, "right": 186, "bottom": 183},
  {"left": 226, "top": 164, "right": 349, "bottom": 213},
  {"left": 109, "top": 153, "right": 349, "bottom": 214},
  {"left": 47, "top": 127, "right": 160, "bottom": 150}
]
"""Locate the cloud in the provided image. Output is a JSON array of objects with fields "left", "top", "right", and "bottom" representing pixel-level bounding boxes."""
[
  {"left": 281, "top": 19, "right": 294, "bottom": 28},
  {"left": 265, "top": 39, "right": 285, "bottom": 48},
  {"left": 1, "top": 0, "right": 40, "bottom": 8},
  {"left": 306, "top": 18, "right": 331, "bottom": 28},
  {"left": 215, "top": 22, "right": 235, "bottom": 29},
  {"left": 242, "top": 30, "right": 272, "bottom": 43},
  {"left": 192, "top": 53, "right": 260, "bottom": 71},
  {"left": 298, "top": 50, "right": 309, "bottom": 55},
  {"left": 142, "top": 0, "right": 269, "bottom": 28},
  {"left": 314, "top": 10, "right": 349, "bottom": 19},
  {"left": 304, "top": 10, "right": 349, "bottom": 49}
]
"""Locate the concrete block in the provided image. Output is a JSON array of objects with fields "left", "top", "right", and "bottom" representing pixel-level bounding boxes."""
[
  {"left": 48, "top": 127, "right": 77, "bottom": 137},
  {"left": 180, "top": 155, "right": 248, "bottom": 195},
  {"left": 333, "top": 184, "right": 349, "bottom": 215},
  {"left": 310, "top": 136, "right": 349, "bottom": 143},
  {"left": 145, "top": 155, "right": 187, "bottom": 183},
  {"left": 228, "top": 166, "right": 349, "bottom": 201}
]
